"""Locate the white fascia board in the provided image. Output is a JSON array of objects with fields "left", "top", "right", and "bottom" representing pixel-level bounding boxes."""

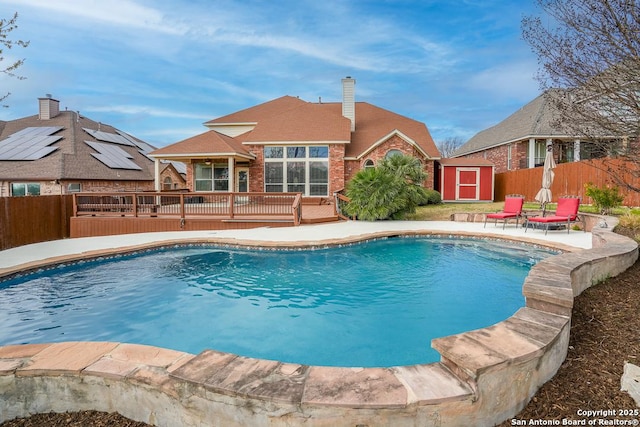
[
  {"left": 149, "top": 152, "right": 256, "bottom": 160},
  {"left": 452, "top": 133, "right": 583, "bottom": 157},
  {"left": 204, "top": 123, "right": 258, "bottom": 137},
  {"left": 356, "top": 129, "right": 429, "bottom": 159}
]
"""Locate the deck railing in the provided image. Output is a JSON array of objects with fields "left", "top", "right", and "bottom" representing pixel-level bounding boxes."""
[
  {"left": 73, "top": 192, "right": 303, "bottom": 224},
  {"left": 334, "top": 192, "right": 352, "bottom": 220}
]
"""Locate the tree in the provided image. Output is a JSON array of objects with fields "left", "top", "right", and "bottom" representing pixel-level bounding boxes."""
[
  {"left": 522, "top": 0, "right": 640, "bottom": 193},
  {"left": 344, "top": 154, "right": 429, "bottom": 220},
  {"left": 1, "top": 12, "right": 29, "bottom": 108},
  {"left": 437, "top": 136, "right": 465, "bottom": 158}
]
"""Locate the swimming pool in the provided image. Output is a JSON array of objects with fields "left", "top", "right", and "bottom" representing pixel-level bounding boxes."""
[{"left": 0, "top": 236, "right": 555, "bottom": 367}]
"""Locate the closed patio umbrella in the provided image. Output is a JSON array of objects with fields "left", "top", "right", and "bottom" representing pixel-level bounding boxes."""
[{"left": 534, "top": 146, "right": 556, "bottom": 214}]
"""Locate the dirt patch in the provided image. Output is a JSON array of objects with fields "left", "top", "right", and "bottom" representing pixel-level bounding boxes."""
[
  {"left": 2, "top": 229, "right": 638, "bottom": 427},
  {"left": 0, "top": 411, "right": 150, "bottom": 427}
]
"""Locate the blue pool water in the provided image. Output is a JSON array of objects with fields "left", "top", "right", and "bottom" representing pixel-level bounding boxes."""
[{"left": 0, "top": 237, "right": 555, "bottom": 367}]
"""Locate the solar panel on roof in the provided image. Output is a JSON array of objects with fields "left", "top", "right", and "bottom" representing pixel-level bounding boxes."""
[
  {"left": 114, "top": 130, "right": 156, "bottom": 157},
  {"left": 0, "top": 126, "right": 63, "bottom": 160},
  {"left": 83, "top": 128, "right": 135, "bottom": 146},
  {"left": 85, "top": 141, "right": 142, "bottom": 170}
]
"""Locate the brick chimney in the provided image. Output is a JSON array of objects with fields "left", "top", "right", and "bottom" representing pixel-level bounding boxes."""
[
  {"left": 341, "top": 76, "right": 355, "bottom": 132},
  {"left": 38, "top": 94, "right": 60, "bottom": 120}
]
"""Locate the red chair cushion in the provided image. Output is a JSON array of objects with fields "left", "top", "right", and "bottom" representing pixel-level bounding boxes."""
[
  {"left": 503, "top": 197, "right": 524, "bottom": 214},
  {"left": 487, "top": 212, "right": 519, "bottom": 220},
  {"left": 528, "top": 215, "right": 573, "bottom": 223}
]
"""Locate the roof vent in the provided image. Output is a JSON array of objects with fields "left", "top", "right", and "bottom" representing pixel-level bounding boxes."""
[{"left": 38, "top": 95, "right": 60, "bottom": 120}]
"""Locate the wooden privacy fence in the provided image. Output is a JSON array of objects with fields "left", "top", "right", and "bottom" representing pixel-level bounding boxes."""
[
  {"left": 0, "top": 195, "right": 74, "bottom": 251},
  {"left": 495, "top": 158, "right": 640, "bottom": 207}
]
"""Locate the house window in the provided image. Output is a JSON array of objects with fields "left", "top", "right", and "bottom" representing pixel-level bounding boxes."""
[
  {"left": 507, "top": 144, "right": 512, "bottom": 170},
  {"left": 163, "top": 177, "right": 172, "bottom": 191},
  {"left": 385, "top": 149, "right": 403, "bottom": 159},
  {"left": 264, "top": 146, "right": 329, "bottom": 196},
  {"left": 534, "top": 141, "right": 546, "bottom": 166},
  {"left": 67, "top": 183, "right": 82, "bottom": 193},
  {"left": 195, "top": 162, "right": 229, "bottom": 192},
  {"left": 11, "top": 183, "right": 40, "bottom": 196},
  {"left": 364, "top": 159, "right": 375, "bottom": 168}
]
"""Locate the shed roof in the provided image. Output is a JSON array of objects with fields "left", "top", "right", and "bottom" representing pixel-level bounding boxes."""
[{"left": 438, "top": 158, "right": 494, "bottom": 166}]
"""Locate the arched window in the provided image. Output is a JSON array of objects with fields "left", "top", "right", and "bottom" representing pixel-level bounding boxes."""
[
  {"left": 385, "top": 149, "right": 403, "bottom": 159},
  {"left": 163, "top": 176, "right": 172, "bottom": 191},
  {"left": 364, "top": 159, "right": 375, "bottom": 168}
]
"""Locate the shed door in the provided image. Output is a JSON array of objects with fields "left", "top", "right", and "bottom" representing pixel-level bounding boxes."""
[{"left": 456, "top": 168, "right": 480, "bottom": 200}]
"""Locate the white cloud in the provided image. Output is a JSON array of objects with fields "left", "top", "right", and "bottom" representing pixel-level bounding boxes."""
[
  {"left": 467, "top": 61, "right": 540, "bottom": 101},
  {"left": 86, "top": 105, "right": 210, "bottom": 121},
  {"left": 5, "top": 0, "right": 186, "bottom": 34}
]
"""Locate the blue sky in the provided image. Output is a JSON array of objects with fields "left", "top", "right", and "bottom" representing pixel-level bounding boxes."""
[{"left": 1, "top": 0, "right": 543, "bottom": 148}]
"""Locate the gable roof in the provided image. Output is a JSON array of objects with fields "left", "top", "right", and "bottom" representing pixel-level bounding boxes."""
[
  {"left": 0, "top": 108, "right": 157, "bottom": 182},
  {"left": 242, "top": 102, "right": 351, "bottom": 144},
  {"left": 150, "top": 130, "right": 255, "bottom": 160},
  {"left": 204, "top": 95, "right": 306, "bottom": 126},
  {"left": 155, "top": 94, "right": 440, "bottom": 160},
  {"left": 454, "top": 91, "right": 567, "bottom": 157},
  {"left": 346, "top": 102, "right": 439, "bottom": 159}
]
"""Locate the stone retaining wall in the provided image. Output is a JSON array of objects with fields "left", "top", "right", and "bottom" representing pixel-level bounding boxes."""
[{"left": 0, "top": 223, "right": 637, "bottom": 426}]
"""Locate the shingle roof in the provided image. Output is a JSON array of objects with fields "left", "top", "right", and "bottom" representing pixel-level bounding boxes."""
[
  {"left": 0, "top": 111, "right": 156, "bottom": 181},
  {"left": 157, "top": 96, "right": 440, "bottom": 160},
  {"left": 242, "top": 102, "right": 351, "bottom": 143},
  {"left": 454, "top": 91, "right": 567, "bottom": 157},
  {"left": 346, "top": 102, "right": 439, "bottom": 159},
  {"left": 437, "top": 158, "right": 494, "bottom": 166},
  {"left": 150, "top": 130, "right": 255, "bottom": 159},
  {"left": 204, "top": 95, "right": 306, "bottom": 125}
]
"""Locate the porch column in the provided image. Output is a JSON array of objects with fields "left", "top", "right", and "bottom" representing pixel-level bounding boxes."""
[
  {"left": 154, "top": 159, "right": 161, "bottom": 191},
  {"left": 574, "top": 139, "right": 581, "bottom": 161},
  {"left": 528, "top": 138, "right": 536, "bottom": 168},
  {"left": 228, "top": 157, "right": 235, "bottom": 192}
]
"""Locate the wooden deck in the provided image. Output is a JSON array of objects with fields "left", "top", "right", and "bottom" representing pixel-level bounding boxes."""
[{"left": 70, "top": 192, "right": 340, "bottom": 238}]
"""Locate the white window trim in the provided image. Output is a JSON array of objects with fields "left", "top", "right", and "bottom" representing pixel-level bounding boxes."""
[{"left": 263, "top": 146, "right": 329, "bottom": 196}]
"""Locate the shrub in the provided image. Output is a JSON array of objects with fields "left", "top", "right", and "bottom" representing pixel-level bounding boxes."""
[
  {"left": 418, "top": 189, "right": 442, "bottom": 206},
  {"left": 344, "top": 154, "right": 429, "bottom": 220},
  {"left": 618, "top": 211, "right": 640, "bottom": 229},
  {"left": 584, "top": 183, "right": 624, "bottom": 215}
]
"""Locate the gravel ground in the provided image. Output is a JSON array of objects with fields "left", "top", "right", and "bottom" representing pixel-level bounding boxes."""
[{"left": 2, "top": 228, "right": 638, "bottom": 427}]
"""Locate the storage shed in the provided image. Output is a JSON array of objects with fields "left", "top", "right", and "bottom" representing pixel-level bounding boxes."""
[{"left": 436, "top": 158, "right": 495, "bottom": 202}]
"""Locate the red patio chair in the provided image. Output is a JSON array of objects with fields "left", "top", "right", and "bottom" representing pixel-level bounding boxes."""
[
  {"left": 484, "top": 195, "right": 524, "bottom": 229},
  {"left": 524, "top": 197, "right": 583, "bottom": 235}
]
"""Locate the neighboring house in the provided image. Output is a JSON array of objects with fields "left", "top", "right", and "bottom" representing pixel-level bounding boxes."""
[
  {"left": 453, "top": 91, "right": 615, "bottom": 174},
  {"left": 0, "top": 96, "right": 186, "bottom": 196},
  {"left": 149, "top": 77, "right": 441, "bottom": 197}
]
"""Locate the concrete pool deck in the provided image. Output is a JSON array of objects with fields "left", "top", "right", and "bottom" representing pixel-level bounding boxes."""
[{"left": 0, "top": 219, "right": 637, "bottom": 427}]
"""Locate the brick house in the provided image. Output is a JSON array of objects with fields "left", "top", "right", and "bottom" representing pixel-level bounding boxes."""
[
  {"left": 0, "top": 96, "right": 185, "bottom": 196},
  {"left": 149, "top": 77, "right": 441, "bottom": 197},
  {"left": 453, "top": 91, "right": 613, "bottom": 174}
]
